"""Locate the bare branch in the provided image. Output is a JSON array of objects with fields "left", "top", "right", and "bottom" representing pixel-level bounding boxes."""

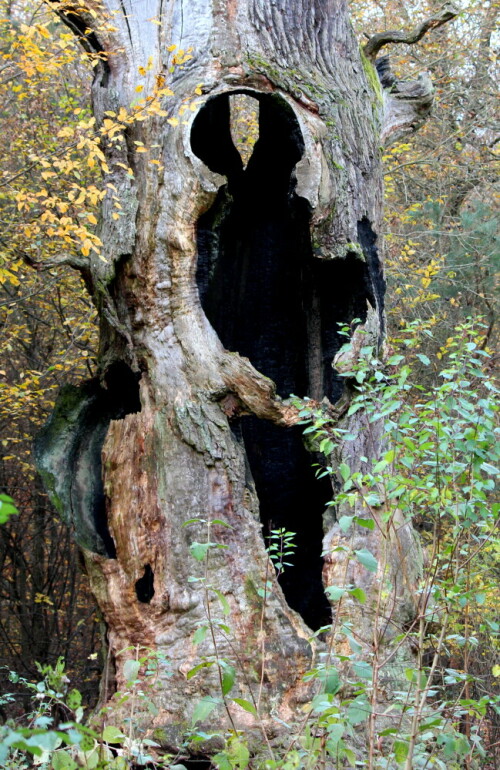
[
  {"left": 0, "top": 237, "right": 90, "bottom": 273},
  {"left": 364, "top": 2, "right": 459, "bottom": 60}
]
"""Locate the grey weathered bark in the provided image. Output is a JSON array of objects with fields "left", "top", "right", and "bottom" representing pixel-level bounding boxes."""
[{"left": 36, "top": 0, "right": 441, "bottom": 756}]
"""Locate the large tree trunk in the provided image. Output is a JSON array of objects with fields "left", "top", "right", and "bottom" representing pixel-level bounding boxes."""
[{"left": 36, "top": 0, "right": 432, "bottom": 755}]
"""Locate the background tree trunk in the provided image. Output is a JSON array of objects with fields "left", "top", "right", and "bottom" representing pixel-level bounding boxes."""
[{"left": 36, "top": 0, "right": 430, "bottom": 753}]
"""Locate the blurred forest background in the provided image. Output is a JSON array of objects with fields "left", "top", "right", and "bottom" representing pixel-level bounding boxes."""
[{"left": 0, "top": 0, "right": 497, "bottom": 755}]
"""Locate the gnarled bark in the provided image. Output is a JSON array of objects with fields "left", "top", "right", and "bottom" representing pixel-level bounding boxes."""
[{"left": 36, "top": 0, "right": 437, "bottom": 756}]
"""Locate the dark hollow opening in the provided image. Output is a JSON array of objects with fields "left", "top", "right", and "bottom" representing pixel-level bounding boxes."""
[
  {"left": 73, "top": 363, "right": 141, "bottom": 558},
  {"left": 192, "top": 92, "right": 377, "bottom": 630},
  {"left": 135, "top": 564, "right": 155, "bottom": 603},
  {"left": 90, "top": 362, "right": 142, "bottom": 557}
]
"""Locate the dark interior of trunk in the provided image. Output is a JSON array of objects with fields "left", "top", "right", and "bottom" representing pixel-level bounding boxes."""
[{"left": 192, "top": 91, "right": 377, "bottom": 630}]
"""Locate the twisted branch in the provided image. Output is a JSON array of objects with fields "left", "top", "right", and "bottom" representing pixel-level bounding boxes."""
[{"left": 364, "top": 2, "right": 459, "bottom": 60}]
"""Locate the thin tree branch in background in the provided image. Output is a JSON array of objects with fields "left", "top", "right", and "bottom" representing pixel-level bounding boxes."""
[{"left": 364, "top": 2, "right": 459, "bottom": 60}]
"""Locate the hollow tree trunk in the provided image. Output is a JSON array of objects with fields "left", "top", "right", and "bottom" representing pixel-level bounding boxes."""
[{"left": 36, "top": 0, "right": 433, "bottom": 754}]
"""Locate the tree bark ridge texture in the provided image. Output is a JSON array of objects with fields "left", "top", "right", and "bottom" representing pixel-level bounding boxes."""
[{"left": 36, "top": 0, "right": 431, "bottom": 750}]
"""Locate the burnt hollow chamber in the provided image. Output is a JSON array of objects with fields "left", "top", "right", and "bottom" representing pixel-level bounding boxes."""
[
  {"left": 35, "top": 361, "right": 142, "bottom": 559},
  {"left": 192, "top": 92, "right": 383, "bottom": 630}
]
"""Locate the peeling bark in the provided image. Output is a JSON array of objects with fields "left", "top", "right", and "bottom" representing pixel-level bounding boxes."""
[{"left": 35, "top": 0, "right": 439, "bottom": 754}]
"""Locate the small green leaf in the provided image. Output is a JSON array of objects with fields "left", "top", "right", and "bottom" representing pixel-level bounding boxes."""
[
  {"left": 213, "top": 589, "right": 230, "bottom": 616},
  {"left": 384, "top": 449, "right": 395, "bottom": 463},
  {"left": 416, "top": 354, "right": 430, "bottom": 366},
  {"left": 354, "top": 548, "right": 378, "bottom": 573},
  {"left": 191, "top": 696, "right": 219, "bottom": 726},
  {"left": 231, "top": 697, "right": 258, "bottom": 716},
  {"left": 189, "top": 541, "right": 211, "bottom": 561},
  {"left": 349, "top": 587, "right": 366, "bottom": 604},
  {"left": 122, "top": 659, "right": 140, "bottom": 683},
  {"left": 393, "top": 739, "right": 409, "bottom": 763},
  {"left": 338, "top": 515, "right": 353, "bottom": 532},
  {"left": 364, "top": 492, "right": 382, "bottom": 506},
  {"left": 187, "top": 661, "right": 214, "bottom": 679},
  {"left": 321, "top": 668, "right": 340, "bottom": 695},
  {"left": 319, "top": 438, "right": 334, "bottom": 455},
  {"left": 325, "top": 585, "right": 346, "bottom": 601},
  {"left": 221, "top": 663, "right": 236, "bottom": 695},
  {"left": 353, "top": 517, "right": 375, "bottom": 530},
  {"left": 346, "top": 634, "right": 362, "bottom": 654},
  {"left": 0, "top": 495, "right": 18, "bottom": 524},
  {"left": 66, "top": 689, "right": 82, "bottom": 710},
  {"left": 102, "top": 726, "right": 125, "bottom": 744},
  {"left": 346, "top": 696, "right": 370, "bottom": 726},
  {"left": 326, "top": 723, "right": 344, "bottom": 747},
  {"left": 339, "top": 463, "right": 351, "bottom": 481},
  {"left": 51, "top": 749, "right": 78, "bottom": 770},
  {"left": 352, "top": 661, "right": 373, "bottom": 680},
  {"left": 342, "top": 748, "right": 356, "bottom": 765},
  {"left": 193, "top": 625, "right": 208, "bottom": 645}
]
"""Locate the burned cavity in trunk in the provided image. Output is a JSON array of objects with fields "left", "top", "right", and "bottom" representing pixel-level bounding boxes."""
[
  {"left": 193, "top": 92, "right": 376, "bottom": 630},
  {"left": 35, "top": 362, "right": 142, "bottom": 559}
]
